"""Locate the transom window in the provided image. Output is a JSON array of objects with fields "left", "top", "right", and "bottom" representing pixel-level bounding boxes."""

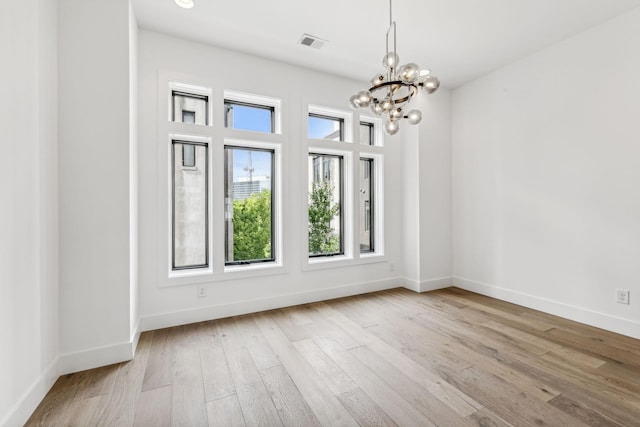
[
  {"left": 172, "top": 91, "right": 208, "bottom": 125},
  {"left": 360, "top": 121, "right": 374, "bottom": 146},
  {"left": 308, "top": 113, "right": 344, "bottom": 141},
  {"left": 224, "top": 100, "right": 275, "bottom": 133}
]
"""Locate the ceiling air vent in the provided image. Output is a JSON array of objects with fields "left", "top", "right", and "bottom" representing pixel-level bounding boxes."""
[{"left": 299, "top": 34, "right": 327, "bottom": 49}]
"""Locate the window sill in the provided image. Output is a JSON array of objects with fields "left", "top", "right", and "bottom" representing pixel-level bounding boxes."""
[{"left": 303, "top": 252, "right": 386, "bottom": 271}]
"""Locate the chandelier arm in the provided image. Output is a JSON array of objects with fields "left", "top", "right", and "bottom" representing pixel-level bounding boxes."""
[{"left": 368, "top": 81, "right": 417, "bottom": 105}]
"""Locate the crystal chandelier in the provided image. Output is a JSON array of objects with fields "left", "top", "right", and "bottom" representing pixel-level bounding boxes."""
[{"left": 349, "top": 0, "right": 440, "bottom": 135}]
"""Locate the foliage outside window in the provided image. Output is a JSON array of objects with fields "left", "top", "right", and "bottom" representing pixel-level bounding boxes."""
[
  {"left": 225, "top": 146, "right": 275, "bottom": 265},
  {"left": 308, "top": 154, "right": 343, "bottom": 256}
]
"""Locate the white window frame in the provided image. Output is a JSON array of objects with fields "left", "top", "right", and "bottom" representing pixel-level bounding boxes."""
[
  {"left": 167, "top": 133, "right": 213, "bottom": 279},
  {"left": 359, "top": 152, "right": 385, "bottom": 259},
  {"left": 306, "top": 147, "right": 353, "bottom": 265},
  {"left": 223, "top": 138, "right": 283, "bottom": 273}
]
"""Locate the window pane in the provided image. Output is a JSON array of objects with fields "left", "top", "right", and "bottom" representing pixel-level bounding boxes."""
[
  {"left": 308, "top": 114, "right": 343, "bottom": 141},
  {"left": 182, "top": 110, "right": 195, "bottom": 124},
  {"left": 172, "top": 141, "right": 208, "bottom": 269},
  {"left": 308, "top": 154, "right": 343, "bottom": 256},
  {"left": 360, "top": 158, "right": 374, "bottom": 252},
  {"left": 224, "top": 101, "right": 274, "bottom": 133},
  {"left": 360, "top": 122, "right": 374, "bottom": 145},
  {"left": 173, "top": 91, "right": 208, "bottom": 125},
  {"left": 182, "top": 144, "right": 195, "bottom": 167},
  {"left": 225, "top": 147, "right": 274, "bottom": 264}
]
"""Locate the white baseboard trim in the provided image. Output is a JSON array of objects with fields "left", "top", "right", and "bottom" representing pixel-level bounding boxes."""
[
  {"left": 1, "top": 357, "right": 59, "bottom": 427},
  {"left": 58, "top": 339, "right": 135, "bottom": 375},
  {"left": 402, "top": 276, "right": 453, "bottom": 293},
  {"left": 140, "top": 277, "right": 403, "bottom": 332},
  {"left": 453, "top": 276, "right": 640, "bottom": 340}
]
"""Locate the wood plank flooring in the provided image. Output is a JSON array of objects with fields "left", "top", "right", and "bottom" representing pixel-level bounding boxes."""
[{"left": 25, "top": 288, "right": 640, "bottom": 426}]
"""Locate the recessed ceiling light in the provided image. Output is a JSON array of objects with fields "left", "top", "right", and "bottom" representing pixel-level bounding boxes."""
[{"left": 174, "top": 0, "right": 195, "bottom": 9}]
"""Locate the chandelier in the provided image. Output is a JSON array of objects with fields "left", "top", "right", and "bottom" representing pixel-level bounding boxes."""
[{"left": 349, "top": 0, "right": 440, "bottom": 135}]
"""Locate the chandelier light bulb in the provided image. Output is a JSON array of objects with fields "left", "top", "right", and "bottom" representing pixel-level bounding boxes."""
[
  {"left": 371, "top": 102, "right": 383, "bottom": 116},
  {"left": 384, "top": 120, "right": 400, "bottom": 135},
  {"left": 399, "top": 63, "right": 420, "bottom": 84},
  {"left": 349, "top": 94, "right": 360, "bottom": 109},
  {"left": 380, "top": 98, "right": 393, "bottom": 111},
  {"left": 422, "top": 76, "right": 440, "bottom": 94},
  {"left": 419, "top": 69, "right": 431, "bottom": 78},
  {"left": 356, "top": 91, "right": 372, "bottom": 108},
  {"left": 407, "top": 109, "right": 422, "bottom": 125},
  {"left": 382, "top": 52, "right": 400, "bottom": 69}
]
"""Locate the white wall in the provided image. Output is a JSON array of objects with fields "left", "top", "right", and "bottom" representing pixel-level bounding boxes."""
[
  {"left": 137, "top": 31, "right": 406, "bottom": 329},
  {"left": 452, "top": 8, "right": 640, "bottom": 338},
  {"left": 402, "top": 90, "right": 453, "bottom": 292},
  {"left": 0, "top": 0, "right": 59, "bottom": 425},
  {"left": 58, "top": 0, "right": 136, "bottom": 373},
  {"left": 129, "top": 0, "right": 140, "bottom": 347}
]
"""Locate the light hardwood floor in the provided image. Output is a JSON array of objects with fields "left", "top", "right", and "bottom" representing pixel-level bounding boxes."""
[{"left": 26, "top": 288, "right": 640, "bottom": 426}]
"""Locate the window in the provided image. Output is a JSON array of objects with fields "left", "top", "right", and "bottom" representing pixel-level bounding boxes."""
[
  {"left": 224, "top": 100, "right": 275, "bottom": 133},
  {"left": 360, "top": 158, "right": 374, "bottom": 253},
  {"left": 308, "top": 153, "right": 343, "bottom": 256},
  {"left": 360, "top": 121, "right": 374, "bottom": 146},
  {"left": 224, "top": 146, "right": 275, "bottom": 265},
  {"left": 308, "top": 113, "right": 344, "bottom": 141},
  {"left": 182, "top": 144, "right": 195, "bottom": 167},
  {"left": 172, "top": 91, "right": 208, "bottom": 125},
  {"left": 172, "top": 140, "right": 208, "bottom": 270}
]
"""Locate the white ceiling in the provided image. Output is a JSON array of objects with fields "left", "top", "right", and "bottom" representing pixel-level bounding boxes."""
[{"left": 133, "top": 0, "right": 640, "bottom": 88}]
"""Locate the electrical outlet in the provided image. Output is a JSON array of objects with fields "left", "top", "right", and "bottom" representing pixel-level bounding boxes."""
[
  {"left": 198, "top": 285, "right": 207, "bottom": 298},
  {"left": 389, "top": 262, "right": 395, "bottom": 272},
  {"left": 615, "top": 288, "right": 629, "bottom": 305}
]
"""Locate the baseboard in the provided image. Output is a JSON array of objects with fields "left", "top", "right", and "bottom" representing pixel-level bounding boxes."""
[
  {"left": 140, "top": 277, "right": 402, "bottom": 332},
  {"left": 1, "top": 357, "right": 59, "bottom": 427},
  {"left": 58, "top": 339, "right": 135, "bottom": 375},
  {"left": 402, "top": 276, "right": 453, "bottom": 293},
  {"left": 453, "top": 276, "right": 640, "bottom": 340}
]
